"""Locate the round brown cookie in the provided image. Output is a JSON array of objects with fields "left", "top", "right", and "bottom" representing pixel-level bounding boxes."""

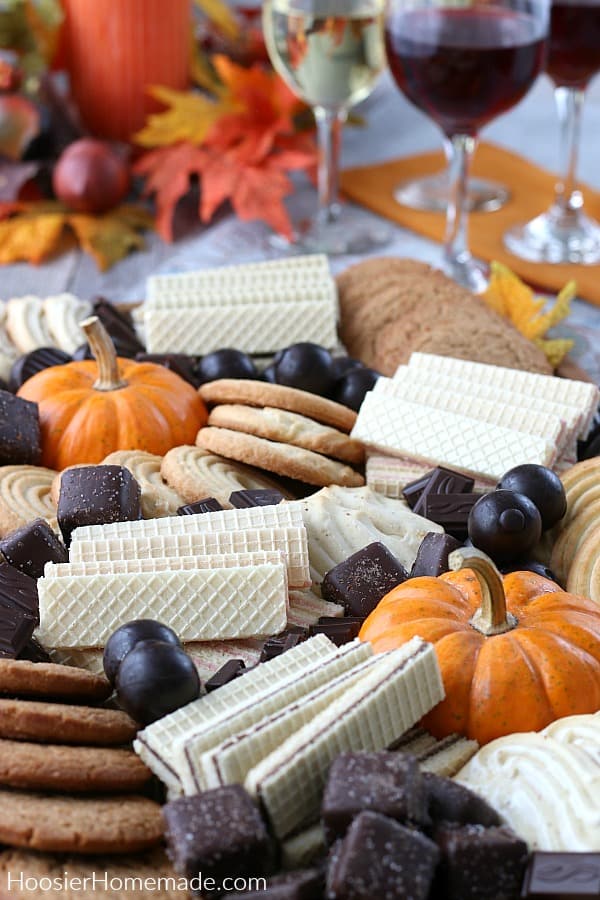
[
  {"left": 0, "top": 465, "right": 57, "bottom": 537},
  {"left": 198, "top": 379, "right": 357, "bottom": 433},
  {"left": 207, "top": 404, "right": 365, "bottom": 465},
  {"left": 196, "top": 427, "right": 365, "bottom": 488},
  {"left": 336, "top": 258, "right": 553, "bottom": 376},
  {"left": 0, "top": 790, "right": 162, "bottom": 854},
  {"left": 0, "top": 738, "right": 151, "bottom": 793},
  {"left": 561, "top": 457, "right": 600, "bottom": 489},
  {"left": 160, "top": 444, "right": 293, "bottom": 507},
  {"left": 0, "top": 659, "right": 111, "bottom": 703},
  {"left": 0, "top": 698, "right": 138, "bottom": 746}
]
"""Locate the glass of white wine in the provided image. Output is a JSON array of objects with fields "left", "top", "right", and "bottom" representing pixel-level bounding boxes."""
[{"left": 262, "top": 0, "right": 391, "bottom": 254}]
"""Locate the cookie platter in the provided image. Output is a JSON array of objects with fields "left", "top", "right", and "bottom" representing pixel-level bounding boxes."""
[{"left": 0, "top": 256, "right": 599, "bottom": 900}]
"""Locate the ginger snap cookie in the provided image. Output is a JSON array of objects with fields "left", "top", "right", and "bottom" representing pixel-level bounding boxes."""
[
  {"left": 0, "top": 659, "right": 111, "bottom": 703},
  {"left": 0, "top": 466, "right": 57, "bottom": 537},
  {"left": 207, "top": 404, "right": 365, "bottom": 466},
  {"left": 0, "top": 738, "right": 151, "bottom": 793},
  {"left": 0, "top": 699, "right": 138, "bottom": 745},
  {"left": 336, "top": 258, "right": 553, "bottom": 376},
  {"left": 0, "top": 790, "right": 163, "bottom": 854},
  {"left": 196, "top": 427, "right": 365, "bottom": 488},
  {"left": 199, "top": 379, "right": 357, "bottom": 433},
  {"left": 102, "top": 450, "right": 185, "bottom": 518}
]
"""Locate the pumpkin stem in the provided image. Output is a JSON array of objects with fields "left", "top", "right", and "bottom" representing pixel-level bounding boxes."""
[
  {"left": 448, "top": 548, "right": 518, "bottom": 636},
  {"left": 80, "top": 316, "right": 127, "bottom": 392}
]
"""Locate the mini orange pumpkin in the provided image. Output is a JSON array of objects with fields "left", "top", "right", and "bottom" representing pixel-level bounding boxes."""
[
  {"left": 18, "top": 316, "right": 207, "bottom": 469},
  {"left": 359, "top": 548, "right": 600, "bottom": 745}
]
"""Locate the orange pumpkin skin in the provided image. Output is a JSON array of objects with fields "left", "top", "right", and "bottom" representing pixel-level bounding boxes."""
[
  {"left": 18, "top": 359, "right": 208, "bottom": 469},
  {"left": 359, "top": 569, "right": 600, "bottom": 745}
]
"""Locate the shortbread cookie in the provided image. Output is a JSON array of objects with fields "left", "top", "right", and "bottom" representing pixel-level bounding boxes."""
[
  {"left": 160, "top": 445, "right": 292, "bottom": 507},
  {"left": 0, "top": 659, "right": 111, "bottom": 703},
  {"left": 336, "top": 258, "right": 552, "bottom": 376},
  {"left": 0, "top": 738, "right": 151, "bottom": 793},
  {"left": 207, "top": 405, "right": 364, "bottom": 465},
  {"left": 0, "top": 309, "right": 18, "bottom": 381},
  {"left": 566, "top": 525, "right": 600, "bottom": 601},
  {"left": 42, "top": 294, "right": 92, "bottom": 355},
  {"left": 199, "top": 379, "right": 357, "bottom": 433},
  {"left": 0, "top": 699, "right": 138, "bottom": 745},
  {"left": 196, "top": 428, "right": 364, "bottom": 488},
  {"left": 5, "top": 296, "right": 53, "bottom": 354},
  {"left": 0, "top": 790, "right": 163, "bottom": 854},
  {"left": 102, "top": 450, "right": 185, "bottom": 518},
  {"left": 0, "top": 466, "right": 57, "bottom": 537},
  {"left": 550, "top": 499, "right": 600, "bottom": 587}
]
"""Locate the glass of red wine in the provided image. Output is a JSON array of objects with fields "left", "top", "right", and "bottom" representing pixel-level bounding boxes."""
[
  {"left": 385, "top": 0, "right": 549, "bottom": 291},
  {"left": 504, "top": 0, "right": 600, "bottom": 264}
]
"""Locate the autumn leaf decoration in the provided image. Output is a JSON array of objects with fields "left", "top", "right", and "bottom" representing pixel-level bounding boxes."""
[{"left": 133, "top": 56, "right": 318, "bottom": 241}]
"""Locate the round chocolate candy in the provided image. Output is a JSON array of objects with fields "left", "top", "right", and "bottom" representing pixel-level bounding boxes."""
[
  {"left": 329, "top": 357, "right": 365, "bottom": 381},
  {"left": 261, "top": 363, "right": 278, "bottom": 384},
  {"left": 9, "top": 347, "right": 71, "bottom": 392},
  {"left": 497, "top": 464, "right": 567, "bottom": 531},
  {"left": 273, "top": 343, "right": 336, "bottom": 396},
  {"left": 103, "top": 619, "right": 181, "bottom": 685},
  {"left": 115, "top": 639, "right": 200, "bottom": 724},
  {"left": 195, "top": 349, "right": 258, "bottom": 385},
  {"left": 333, "top": 367, "right": 380, "bottom": 411},
  {"left": 468, "top": 490, "right": 542, "bottom": 564}
]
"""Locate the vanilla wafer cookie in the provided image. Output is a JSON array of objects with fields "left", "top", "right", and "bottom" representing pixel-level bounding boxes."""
[
  {"left": 44, "top": 550, "right": 285, "bottom": 578},
  {"left": 0, "top": 466, "right": 57, "bottom": 537},
  {"left": 416, "top": 734, "right": 479, "bottom": 777},
  {"left": 102, "top": 450, "right": 184, "bottom": 518},
  {"left": 566, "top": 525, "right": 600, "bottom": 600},
  {"left": 199, "top": 380, "right": 357, "bottom": 433},
  {"left": 207, "top": 405, "right": 364, "bottom": 465},
  {"left": 42, "top": 294, "right": 92, "bottom": 354},
  {"left": 197, "top": 428, "right": 364, "bottom": 488},
  {"left": 160, "top": 445, "right": 291, "bottom": 507},
  {"left": 5, "top": 297, "right": 52, "bottom": 353}
]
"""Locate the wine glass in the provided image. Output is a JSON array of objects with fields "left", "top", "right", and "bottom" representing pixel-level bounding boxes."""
[
  {"left": 262, "top": 0, "right": 392, "bottom": 254},
  {"left": 504, "top": 0, "right": 600, "bottom": 264},
  {"left": 385, "top": 0, "right": 549, "bottom": 292},
  {"left": 394, "top": 168, "right": 510, "bottom": 214}
]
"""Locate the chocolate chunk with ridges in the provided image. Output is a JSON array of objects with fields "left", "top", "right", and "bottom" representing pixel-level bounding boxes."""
[
  {"left": 260, "top": 627, "right": 308, "bottom": 662},
  {"left": 423, "top": 772, "right": 501, "bottom": 828},
  {"left": 93, "top": 298, "right": 145, "bottom": 356},
  {"left": 0, "top": 607, "right": 36, "bottom": 658},
  {"left": 521, "top": 851, "right": 600, "bottom": 898},
  {"left": 163, "top": 784, "right": 274, "bottom": 883},
  {"left": 321, "top": 542, "right": 408, "bottom": 618},
  {"left": 422, "top": 493, "right": 479, "bottom": 539},
  {"left": 403, "top": 470, "right": 435, "bottom": 509},
  {"left": 308, "top": 620, "right": 361, "bottom": 646},
  {"left": 0, "top": 391, "right": 41, "bottom": 466},
  {"left": 8, "top": 347, "right": 71, "bottom": 392},
  {"left": 432, "top": 823, "right": 529, "bottom": 900},
  {"left": 227, "top": 868, "right": 324, "bottom": 899},
  {"left": 327, "top": 811, "right": 440, "bottom": 900},
  {"left": 205, "top": 659, "right": 246, "bottom": 692},
  {"left": 230, "top": 489, "right": 286, "bottom": 508},
  {"left": 411, "top": 532, "right": 462, "bottom": 578},
  {"left": 412, "top": 466, "right": 475, "bottom": 517},
  {"left": 0, "top": 518, "right": 68, "bottom": 580},
  {"left": 322, "top": 752, "right": 430, "bottom": 844},
  {"left": 177, "top": 498, "right": 224, "bottom": 515},
  {"left": 135, "top": 353, "right": 199, "bottom": 386},
  {"left": 17, "top": 636, "right": 51, "bottom": 663},
  {"left": 0, "top": 562, "right": 39, "bottom": 624},
  {"left": 57, "top": 465, "right": 142, "bottom": 546}
]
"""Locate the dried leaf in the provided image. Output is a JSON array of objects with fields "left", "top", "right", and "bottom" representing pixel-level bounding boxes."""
[
  {"left": 0, "top": 208, "right": 63, "bottom": 263},
  {"left": 535, "top": 337, "right": 575, "bottom": 369},
  {"left": 134, "top": 85, "right": 231, "bottom": 148},
  {"left": 68, "top": 207, "right": 152, "bottom": 272},
  {"left": 134, "top": 142, "right": 208, "bottom": 240}
]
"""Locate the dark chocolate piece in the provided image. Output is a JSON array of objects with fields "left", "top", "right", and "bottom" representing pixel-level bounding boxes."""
[
  {"left": 308, "top": 620, "right": 361, "bottom": 646},
  {"left": 411, "top": 532, "right": 462, "bottom": 578},
  {"left": 93, "top": 298, "right": 145, "bottom": 356},
  {"left": 422, "top": 493, "right": 479, "bottom": 539},
  {"left": 17, "top": 636, "right": 51, "bottom": 663},
  {"left": 402, "top": 471, "right": 436, "bottom": 509},
  {"left": 412, "top": 466, "right": 475, "bottom": 517},
  {"left": 0, "top": 561, "right": 39, "bottom": 624},
  {"left": 521, "top": 851, "right": 600, "bottom": 899},
  {"left": 423, "top": 772, "right": 501, "bottom": 828},
  {"left": 326, "top": 811, "right": 440, "bottom": 900},
  {"left": 260, "top": 627, "right": 308, "bottom": 662},
  {"left": 163, "top": 784, "right": 274, "bottom": 883},
  {"left": 229, "top": 489, "right": 286, "bottom": 508},
  {"left": 322, "top": 752, "right": 430, "bottom": 844},
  {"left": 433, "top": 823, "right": 528, "bottom": 900},
  {"left": 317, "top": 616, "right": 364, "bottom": 627},
  {"left": 8, "top": 347, "right": 71, "bottom": 392},
  {"left": 205, "top": 659, "right": 246, "bottom": 692},
  {"left": 227, "top": 868, "right": 324, "bottom": 900},
  {"left": 177, "top": 498, "right": 224, "bottom": 515},
  {"left": 135, "top": 353, "right": 199, "bottom": 387},
  {"left": 57, "top": 465, "right": 142, "bottom": 546},
  {"left": 0, "top": 607, "right": 36, "bottom": 658},
  {"left": 0, "top": 518, "right": 68, "bottom": 580},
  {"left": 0, "top": 390, "right": 41, "bottom": 466},
  {"left": 321, "top": 542, "right": 408, "bottom": 618}
]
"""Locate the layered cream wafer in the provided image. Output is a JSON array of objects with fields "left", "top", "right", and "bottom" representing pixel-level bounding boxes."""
[
  {"left": 281, "top": 824, "right": 326, "bottom": 871},
  {"left": 245, "top": 636, "right": 444, "bottom": 838},
  {"left": 366, "top": 454, "right": 495, "bottom": 500},
  {"left": 69, "top": 526, "right": 310, "bottom": 589},
  {"left": 352, "top": 392, "right": 556, "bottom": 480},
  {"left": 288, "top": 589, "right": 344, "bottom": 627},
  {"left": 147, "top": 283, "right": 336, "bottom": 308},
  {"left": 135, "top": 634, "right": 340, "bottom": 792},
  {"left": 0, "top": 465, "right": 57, "bottom": 537},
  {"left": 37, "top": 562, "right": 288, "bottom": 649},
  {"left": 5, "top": 296, "right": 52, "bottom": 353},
  {"left": 42, "top": 294, "right": 92, "bottom": 354},
  {"left": 44, "top": 550, "right": 285, "bottom": 578},
  {"left": 417, "top": 734, "right": 480, "bottom": 777},
  {"left": 102, "top": 450, "right": 184, "bottom": 518}
]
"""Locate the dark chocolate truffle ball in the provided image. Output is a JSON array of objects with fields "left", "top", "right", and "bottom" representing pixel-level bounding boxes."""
[
  {"left": 468, "top": 490, "right": 542, "bottom": 563},
  {"left": 103, "top": 619, "right": 181, "bottom": 685},
  {"left": 115, "top": 639, "right": 200, "bottom": 724},
  {"left": 497, "top": 464, "right": 566, "bottom": 531}
]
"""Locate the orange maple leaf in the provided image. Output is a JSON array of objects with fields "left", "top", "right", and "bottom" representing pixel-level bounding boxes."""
[{"left": 134, "top": 143, "right": 209, "bottom": 241}]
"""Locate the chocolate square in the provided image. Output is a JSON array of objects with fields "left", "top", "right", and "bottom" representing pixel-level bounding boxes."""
[
  {"left": 403, "top": 470, "right": 436, "bottom": 509},
  {"left": 321, "top": 543, "right": 408, "bottom": 618},
  {"left": 412, "top": 467, "right": 475, "bottom": 517},
  {"left": 0, "top": 561, "right": 39, "bottom": 624},
  {"left": 423, "top": 772, "right": 501, "bottom": 828},
  {"left": 521, "top": 852, "right": 600, "bottom": 899},
  {"left": 205, "top": 659, "right": 247, "bottom": 692},
  {"left": 410, "top": 532, "right": 462, "bottom": 577},
  {"left": 57, "top": 465, "right": 142, "bottom": 545},
  {"left": 0, "top": 518, "right": 68, "bottom": 580},
  {"left": 229, "top": 489, "right": 286, "bottom": 508},
  {"left": 0, "top": 391, "right": 41, "bottom": 466},
  {"left": 322, "top": 752, "right": 430, "bottom": 844},
  {"left": 326, "top": 811, "right": 440, "bottom": 900},
  {"left": 227, "top": 869, "right": 324, "bottom": 900},
  {"left": 260, "top": 627, "right": 308, "bottom": 662},
  {"left": 0, "top": 607, "right": 36, "bottom": 658},
  {"left": 93, "top": 298, "right": 145, "bottom": 356},
  {"left": 177, "top": 498, "right": 224, "bottom": 515},
  {"left": 433, "top": 823, "right": 528, "bottom": 900},
  {"left": 422, "top": 493, "right": 479, "bottom": 539},
  {"left": 163, "top": 785, "right": 273, "bottom": 885},
  {"left": 17, "top": 636, "right": 51, "bottom": 663},
  {"left": 308, "top": 620, "right": 362, "bottom": 646}
]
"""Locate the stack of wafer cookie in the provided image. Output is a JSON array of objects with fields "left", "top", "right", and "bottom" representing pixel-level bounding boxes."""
[{"left": 551, "top": 457, "right": 600, "bottom": 595}]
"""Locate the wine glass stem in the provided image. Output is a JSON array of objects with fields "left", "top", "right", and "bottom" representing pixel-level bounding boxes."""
[
  {"left": 553, "top": 85, "right": 585, "bottom": 220},
  {"left": 443, "top": 133, "right": 477, "bottom": 270},
  {"left": 314, "top": 105, "right": 347, "bottom": 226}
]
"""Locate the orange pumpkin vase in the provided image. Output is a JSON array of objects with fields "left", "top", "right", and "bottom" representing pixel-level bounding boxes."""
[
  {"left": 359, "top": 548, "right": 600, "bottom": 745},
  {"left": 18, "top": 316, "right": 207, "bottom": 469}
]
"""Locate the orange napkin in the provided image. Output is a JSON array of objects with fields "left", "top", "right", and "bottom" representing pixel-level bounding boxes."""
[{"left": 340, "top": 141, "right": 600, "bottom": 306}]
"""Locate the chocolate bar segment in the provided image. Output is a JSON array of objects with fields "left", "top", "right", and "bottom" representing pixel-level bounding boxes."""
[
  {"left": 410, "top": 533, "right": 462, "bottom": 578},
  {"left": 402, "top": 470, "right": 435, "bottom": 509},
  {"left": 0, "top": 607, "right": 36, "bottom": 658},
  {"left": 260, "top": 627, "right": 308, "bottom": 662},
  {"left": 423, "top": 772, "right": 501, "bottom": 828},
  {"left": 433, "top": 823, "right": 529, "bottom": 900},
  {"left": 93, "top": 298, "right": 145, "bottom": 357},
  {"left": 521, "top": 851, "right": 600, "bottom": 899},
  {"left": 204, "top": 659, "right": 247, "bottom": 693},
  {"left": 321, "top": 542, "right": 408, "bottom": 618},
  {"left": 0, "top": 391, "right": 41, "bottom": 466},
  {"left": 177, "top": 498, "right": 224, "bottom": 515},
  {"left": 0, "top": 561, "right": 39, "bottom": 624},
  {"left": 0, "top": 518, "right": 68, "bottom": 580},
  {"left": 412, "top": 467, "right": 475, "bottom": 517},
  {"left": 57, "top": 465, "right": 142, "bottom": 546},
  {"left": 422, "top": 493, "right": 479, "bottom": 539},
  {"left": 17, "top": 636, "right": 51, "bottom": 663},
  {"left": 230, "top": 489, "right": 286, "bottom": 509},
  {"left": 308, "top": 619, "right": 361, "bottom": 647}
]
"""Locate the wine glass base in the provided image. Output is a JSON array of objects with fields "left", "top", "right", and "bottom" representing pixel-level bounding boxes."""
[
  {"left": 441, "top": 254, "right": 489, "bottom": 294},
  {"left": 394, "top": 173, "right": 511, "bottom": 213},
  {"left": 504, "top": 209, "right": 600, "bottom": 265},
  {"left": 269, "top": 206, "right": 394, "bottom": 256}
]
